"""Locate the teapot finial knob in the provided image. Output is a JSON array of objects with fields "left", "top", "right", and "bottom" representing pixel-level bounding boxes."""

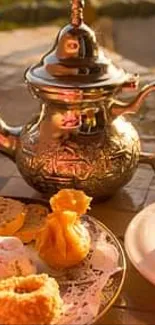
[{"left": 71, "top": 0, "right": 85, "bottom": 27}]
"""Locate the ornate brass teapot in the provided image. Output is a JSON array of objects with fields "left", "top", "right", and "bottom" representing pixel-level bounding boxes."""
[{"left": 0, "top": 0, "right": 155, "bottom": 199}]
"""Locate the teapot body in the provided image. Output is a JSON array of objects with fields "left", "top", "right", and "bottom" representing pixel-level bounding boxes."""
[
  {"left": 0, "top": 1, "right": 155, "bottom": 199},
  {"left": 15, "top": 100, "right": 140, "bottom": 199}
]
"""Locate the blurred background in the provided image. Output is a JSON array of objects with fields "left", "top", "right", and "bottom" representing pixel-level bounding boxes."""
[
  {"left": 0, "top": 0, "right": 155, "bottom": 138},
  {"left": 1, "top": 0, "right": 155, "bottom": 66}
]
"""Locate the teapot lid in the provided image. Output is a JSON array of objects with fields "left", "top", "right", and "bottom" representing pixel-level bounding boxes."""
[{"left": 25, "top": 0, "right": 138, "bottom": 101}]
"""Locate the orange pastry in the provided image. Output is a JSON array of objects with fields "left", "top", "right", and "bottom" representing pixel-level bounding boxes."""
[
  {"left": 36, "top": 189, "right": 92, "bottom": 269},
  {"left": 0, "top": 197, "right": 26, "bottom": 236},
  {"left": 15, "top": 204, "right": 49, "bottom": 244},
  {"left": 0, "top": 274, "right": 63, "bottom": 325},
  {"left": 36, "top": 210, "right": 91, "bottom": 268},
  {"left": 50, "top": 188, "right": 92, "bottom": 215}
]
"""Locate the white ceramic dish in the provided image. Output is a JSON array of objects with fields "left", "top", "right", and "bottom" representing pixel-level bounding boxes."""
[{"left": 125, "top": 203, "right": 155, "bottom": 285}]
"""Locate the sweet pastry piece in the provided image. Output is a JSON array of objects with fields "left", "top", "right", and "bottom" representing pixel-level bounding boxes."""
[
  {"left": 50, "top": 188, "right": 92, "bottom": 215},
  {"left": 0, "top": 273, "right": 63, "bottom": 325},
  {"left": 0, "top": 236, "right": 36, "bottom": 279},
  {"left": 15, "top": 204, "right": 49, "bottom": 244},
  {"left": 0, "top": 197, "right": 26, "bottom": 236},
  {"left": 36, "top": 210, "right": 91, "bottom": 268},
  {"left": 36, "top": 189, "right": 92, "bottom": 268}
]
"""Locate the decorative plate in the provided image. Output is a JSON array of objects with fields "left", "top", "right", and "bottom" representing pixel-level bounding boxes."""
[
  {"left": 125, "top": 203, "right": 155, "bottom": 285},
  {"left": 7, "top": 197, "right": 126, "bottom": 325}
]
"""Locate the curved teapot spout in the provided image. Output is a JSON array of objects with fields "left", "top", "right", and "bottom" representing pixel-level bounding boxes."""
[
  {"left": 0, "top": 118, "right": 23, "bottom": 161},
  {"left": 110, "top": 82, "right": 155, "bottom": 117}
]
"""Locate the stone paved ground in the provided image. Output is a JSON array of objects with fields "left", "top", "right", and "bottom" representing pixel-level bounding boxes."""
[{"left": 0, "top": 24, "right": 155, "bottom": 212}]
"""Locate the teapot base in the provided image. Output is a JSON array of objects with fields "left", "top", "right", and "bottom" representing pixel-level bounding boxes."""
[{"left": 18, "top": 163, "right": 138, "bottom": 201}]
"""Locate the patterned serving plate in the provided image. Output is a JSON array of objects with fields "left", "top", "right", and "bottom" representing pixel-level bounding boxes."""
[{"left": 6, "top": 197, "right": 126, "bottom": 325}]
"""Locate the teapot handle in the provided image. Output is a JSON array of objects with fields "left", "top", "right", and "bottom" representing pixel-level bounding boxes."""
[{"left": 139, "top": 152, "right": 155, "bottom": 171}]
